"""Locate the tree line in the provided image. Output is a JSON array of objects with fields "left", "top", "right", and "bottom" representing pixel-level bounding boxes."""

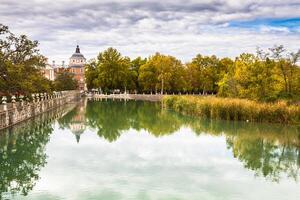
[
  {"left": 0, "top": 24, "right": 78, "bottom": 96},
  {"left": 86, "top": 46, "right": 300, "bottom": 101},
  {"left": 1, "top": 23, "right": 299, "bottom": 101}
]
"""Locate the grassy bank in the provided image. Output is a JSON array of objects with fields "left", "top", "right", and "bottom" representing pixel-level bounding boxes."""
[{"left": 163, "top": 96, "right": 300, "bottom": 124}]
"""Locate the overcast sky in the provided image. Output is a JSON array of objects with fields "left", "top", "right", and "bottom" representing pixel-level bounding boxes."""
[{"left": 1, "top": 0, "right": 300, "bottom": 63}]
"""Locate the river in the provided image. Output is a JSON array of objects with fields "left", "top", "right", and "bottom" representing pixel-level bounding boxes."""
[{"left": 0, "top": 98, "right": 299, "bottom": 200}]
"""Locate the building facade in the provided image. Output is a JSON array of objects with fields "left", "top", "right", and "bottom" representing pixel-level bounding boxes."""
[
  {"left": 42, "top": 64, "right": 55, "bottom": 81},
  {"left": 69, "top": 45, "right": 86, "bottom": 91}
]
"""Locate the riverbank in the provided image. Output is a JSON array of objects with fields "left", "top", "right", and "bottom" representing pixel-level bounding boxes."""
[
  {"left": 88, "top": 93, "right": 163, "bottom": 102},
  {"left": 163, "top": 96, "right": 300, "bottom": 124}
]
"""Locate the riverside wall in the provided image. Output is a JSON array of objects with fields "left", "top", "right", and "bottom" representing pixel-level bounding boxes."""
[
  {"left": 89, "top": 93, "right": 163, "bottom": 102},
  {"left": 0, "top": 91, "right": 80, "bottom": 130}
]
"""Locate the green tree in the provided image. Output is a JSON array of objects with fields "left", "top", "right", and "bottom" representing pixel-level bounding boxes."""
[
  {"left": 138, "top": 58, "right": 158, "bottom": 93},
  {"left": 54, "top": 70, "right": 78, "bottom": 91},
  {"left": 186, "top": 54, "right": 224, "bottom": 94},
  {"left": 0, "top": 24, "right": 51, "bottom": 95},
  {"left": 139, "top": 53, "right": 185, "bottom": 94},
  {"left": 91, "top": 48, "right": 131, "bottom": 92},
  {"left": 85, "top": 59, "right": 98, "bottom": 90},
  {"left": 130, "top": 57, "right": 147, "bottom": 92}
]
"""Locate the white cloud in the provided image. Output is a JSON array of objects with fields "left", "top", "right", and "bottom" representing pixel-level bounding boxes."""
[{"left": 0, "top": 0, "right": 299, "bottom": 63}]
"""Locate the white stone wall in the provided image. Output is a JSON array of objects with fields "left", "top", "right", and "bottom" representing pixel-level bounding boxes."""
[{"left": 0, "top": 91, "right": 80, "bottom": 130}]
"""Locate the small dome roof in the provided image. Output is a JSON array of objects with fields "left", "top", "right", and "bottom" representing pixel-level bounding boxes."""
[{"left": 70, "top": 45, "right": 85, "bottom": 59}]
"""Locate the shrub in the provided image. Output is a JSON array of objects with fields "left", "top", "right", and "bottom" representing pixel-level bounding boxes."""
[{"left": 163, "top": 96, "right": 300, "bottom": 124}]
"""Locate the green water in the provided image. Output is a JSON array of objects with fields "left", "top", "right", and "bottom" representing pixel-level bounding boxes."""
[{"left": 0, "top": 99, "right": 300, "bottom": 200}]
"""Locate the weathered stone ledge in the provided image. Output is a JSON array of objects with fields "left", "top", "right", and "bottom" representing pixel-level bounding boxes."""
[{"left": 0, "top": 91, "right": 80, "bottom": 130}]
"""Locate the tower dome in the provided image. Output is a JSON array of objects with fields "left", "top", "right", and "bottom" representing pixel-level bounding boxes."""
[{"left": 69, "top": 45, "right": 86, "bottom": 67}]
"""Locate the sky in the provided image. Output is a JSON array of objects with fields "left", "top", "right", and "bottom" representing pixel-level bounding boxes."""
[{"left": 0, "top": 0, "right": 300, "bottom": 64}]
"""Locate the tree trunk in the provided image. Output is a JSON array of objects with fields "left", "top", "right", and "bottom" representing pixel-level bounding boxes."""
[
  {"left": 279, "top": 63, "right": 288, "bottom": 93},
  {"left": 161, "top": 78, "right": 164, "bottom": 95}
]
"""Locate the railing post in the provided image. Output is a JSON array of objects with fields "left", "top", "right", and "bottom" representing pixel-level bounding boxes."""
[
  {"left": 11, "top": 95, "right": 16, "bottom": 103},
  {"left": 36, "top": 93, "right": 40, "bottom": 102},
  {"left": 32, "top": 94, "right": 35, "bottom": 103},
  {"left": 19, "top": 95, "right": 24, "bottom": 106},
  {"left": 2, "top": 96, "right": 7, "bottom": 111},
  {"left": 26, "top": 96, "right": 30, "bottom": 104},
  {"left": 11, "top": 95, "right": 17, "bottom": 110}
]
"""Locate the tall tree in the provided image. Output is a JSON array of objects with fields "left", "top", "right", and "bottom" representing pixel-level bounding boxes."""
[
  {"left": 0, "top": 24, "right": 51, "bottom": 95},
  {"left": 85, "top": 59, "right": 98, "bottom": 90},
  {"left": 130, "top": 57, "right": 147, "bottom": 92},
  {"left": 139, "top": 53, "right": 185, "bottom": 94},
  {"left": 92, "top": 48, "right": 131, "bottom": 92},
  {"left": 186, "top": 54, "right": 224, "bottom": 94},
  {"left": 138, "top": 58, "right": 158, "bottom": 93}
]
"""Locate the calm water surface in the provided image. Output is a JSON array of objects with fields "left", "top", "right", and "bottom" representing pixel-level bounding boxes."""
[{"left": 0, "top": 99, "right": 300, "bottom": 200}]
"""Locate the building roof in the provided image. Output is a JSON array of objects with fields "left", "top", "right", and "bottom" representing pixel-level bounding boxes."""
[{"left": 70, "top": 45, "right": 85, "bottom": 60}]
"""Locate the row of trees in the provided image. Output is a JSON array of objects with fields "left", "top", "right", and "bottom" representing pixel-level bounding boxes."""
[
  {"left": 0, "top": 24, "right": 78, "bottom": 95},
  {"left": 1, "top": 23, "right": 299, "bottom": 101},
  {"left": 86, "top": 47, "right": 300, "bottom": 101}
]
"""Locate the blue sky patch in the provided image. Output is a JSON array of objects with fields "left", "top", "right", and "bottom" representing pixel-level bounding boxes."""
[{"left": 229, "top": 18, "right": 300, "bottom": 31}]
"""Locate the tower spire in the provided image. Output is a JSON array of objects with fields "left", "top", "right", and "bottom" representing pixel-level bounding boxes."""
[{"left": 75, "top": 45, "right": 80, "bottom": 53}]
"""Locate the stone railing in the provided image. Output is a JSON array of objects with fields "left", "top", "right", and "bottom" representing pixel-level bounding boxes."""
[{"left": 0, "top": 90, "right": 80, "bottom": 130}]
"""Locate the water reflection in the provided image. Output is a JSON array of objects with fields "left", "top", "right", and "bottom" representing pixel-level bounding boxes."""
[
  {"left": 58, "top": 99, "right": 300, "bottom": 182},
  {"left": 57, "top": 100, "right": 87, "bottom": 143},
  {"left": 0, "top": 105, "right": 75, "bottom": 199},
  {"left": 0, "top": 99, "right": 300, "bottom": 199}
]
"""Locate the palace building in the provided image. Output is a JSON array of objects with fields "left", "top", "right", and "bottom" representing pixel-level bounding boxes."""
[
  {"left": 42, "top": 45, "right": 87, "bottom": 91},
  {"left": 69, "top": 45, "right": 86, "bottom": 91}
]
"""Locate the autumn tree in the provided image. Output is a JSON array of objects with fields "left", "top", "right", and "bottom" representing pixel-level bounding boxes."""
[
  {"left": 85, "top": 45, "right": 299, "bottom": 101},
  {"left": 269, "top": 45, "right": 300, "bottom": 97}
]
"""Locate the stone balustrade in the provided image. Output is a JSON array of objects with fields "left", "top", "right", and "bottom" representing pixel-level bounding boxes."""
[{"left": 0, "top": 90, "right": 80, "bottom": 130}]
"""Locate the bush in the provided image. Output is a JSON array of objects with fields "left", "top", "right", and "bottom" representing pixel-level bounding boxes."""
[{"left": 163, "top": 96, "right": 300, "bottom": 124}]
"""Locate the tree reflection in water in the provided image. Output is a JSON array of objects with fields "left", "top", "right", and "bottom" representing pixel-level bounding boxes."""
[
  {"left": 0, "top": 98, "right": 299, "bottom": 199},
  {"left": 0, "top": 107, "right": 70, "bottom": 199},
  {"left": 59, "top": 98, "right": 300, "bottom": 182},
  {"left": 190, "top": 120, "right": 300, "bottom": 182},
  {"left": 0, "top": 104, "right": 76, "bottom": 199}
]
